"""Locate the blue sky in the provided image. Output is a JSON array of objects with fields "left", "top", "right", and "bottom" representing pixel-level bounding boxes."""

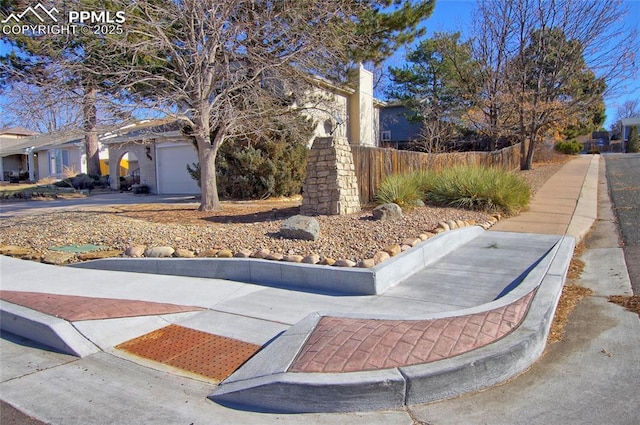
[
  {"left": 386, "top": 0, "right": 640, "bottom": 129},
  {"left": 1, "top": 0, "right": 638, "bottom": 130}
]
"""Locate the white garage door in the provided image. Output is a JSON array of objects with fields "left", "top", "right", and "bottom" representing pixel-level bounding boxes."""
[{"left": 156, "top": 143, "right": 200, "bottom": 195}]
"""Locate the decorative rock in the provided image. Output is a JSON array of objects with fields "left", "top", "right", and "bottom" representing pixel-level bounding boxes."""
[
  {"left": 383, "top": 244, "right": 402, "bottom": 257},
  {"left": 266, "top": 252, "right": 284, "bottom": 261},
  {"left": 402, "top": 237, "right": 421, "bottom": 247},
  {"left": 145, "top": 246, "right": 175, "bottom": 258},
  {"left": 251, "top": 248, "right": 270, "bottom": 259},
  {"left": 197, "top": 249, "right": 219, "bottom": 258},
  {"left": 42, "top": 251, "right": 76, "bottom": 265},
  {"left": 489, "top": 216, "right": 498, "bottom": 224},
  {"left": 401, "top": 244, "right": 412, "bottom": 252},
  {"left": 433, "top": 228, "right": 445, "bottom": 234},
  {"left": 216, "top": 249, "right": 233, "bottom": 258},
  {"left": 320, "top": 257, "right": 336, "bottom": 266},
  {"left": 446, "top": 220, "right": 458, "bottom": 230},
  {"left": 284, "top": 254, "right": 304, "bottom": 263},
  {"left": 174, "top": 249, "right": 195, "bottom": 258},
  {"left": 414, "top": 199, "right": 426, "bottom": 207},
  {"left": 302, "top": 254, "right": 321, "bottom": 264},
  {"left": 437, "top": 221, "right": 450, "bottom": 232},
  {"left": 372, "top": 203, "right": 402, "bottom": 221},
  {"left": 358, "top": 258, "right": 376, "bottom": 268},
  {"left": 456, "top": 220, "right": 466, "bottom": 228},
  {"left": 234, "top": 249, "right": 252, "bottom": 258},
  {"left": 334, "top": 259, "right": 356, "bottom": 267},
  {"left": 0, "top": 245, "right": 25, "bottom": 254},
  {"left": 124, "top": 245, "right": 146, "bottom": 258},
  {"left": 1, "top": 246, "right": 33, "bottom": 257},
  {"left": 78, "top": 250, "right": 123, "bottom": 261},
  {"left": 419, "top": 233, "right": 433, "bottom": 241},
  {"left": 373, "top": 251, "right": 390, "bottom": 264},
  {"left": 280, "top": 215, "right": 320, "bottom": 241}
]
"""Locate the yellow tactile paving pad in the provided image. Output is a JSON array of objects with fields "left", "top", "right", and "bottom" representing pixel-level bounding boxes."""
[{"left": 116, "top": 324, "right": 261, "bottom": 381}]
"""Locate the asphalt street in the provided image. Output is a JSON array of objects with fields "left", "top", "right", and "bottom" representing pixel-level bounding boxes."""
[{"left": 605, "top": 153, "right": 640, "bottom": 294}]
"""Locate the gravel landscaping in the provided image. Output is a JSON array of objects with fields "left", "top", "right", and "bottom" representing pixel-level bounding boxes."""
[{"left": 0, "top": 157, "right": 569, "bottom": 266}]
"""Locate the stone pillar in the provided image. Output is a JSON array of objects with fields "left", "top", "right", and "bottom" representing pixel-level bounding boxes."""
[{"left": 301, "top": 137, "right": 361, "bottom": 216}]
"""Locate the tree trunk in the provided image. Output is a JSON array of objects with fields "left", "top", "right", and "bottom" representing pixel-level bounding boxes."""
[
  {"left": 83, "top": 86, "right": 101, "bottom": 175},
  {"left": 197, "top": 138, "right": 221, "bottom": 211}
]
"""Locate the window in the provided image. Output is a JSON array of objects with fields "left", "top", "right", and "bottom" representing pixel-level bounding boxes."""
[
  {"left": 50, "top": 149, "right": 70, "bottom": 175},
  {"left": 381, "top": 131, "right": 391, "bottom": 142}
]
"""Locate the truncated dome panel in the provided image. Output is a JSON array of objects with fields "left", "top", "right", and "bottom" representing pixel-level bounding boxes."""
[{"left": 117, "top": 324, "right": 261, "bottom": 381}]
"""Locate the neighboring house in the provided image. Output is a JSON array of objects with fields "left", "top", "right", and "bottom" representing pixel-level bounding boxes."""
[
  {"left": 378, "top": 103, "right": 422, "bottom": 149},
  {"left": 621, "top": 117, "right": 640, "bottom": 143},
  {"left": 0, "top": 127, "right": 38, "bottom": 181},
  {"left": 0, "top": 127, "right": 114, "bottom": 182}
]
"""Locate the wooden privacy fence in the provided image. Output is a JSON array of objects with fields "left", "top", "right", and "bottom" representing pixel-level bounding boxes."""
[{"left": 351, "top": 143, "right": 522, "bottom": 204}]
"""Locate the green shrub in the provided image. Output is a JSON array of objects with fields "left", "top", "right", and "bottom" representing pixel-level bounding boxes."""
[
  {"left": 627, "top": 126, "right": 639, "bottom": 153},
  {"left": 186, "top": 116, "right": 313, "bottom": 200},
  {"left": 375, "top": 173, "right": 422, "bottom": 208},
  {"left": 427, "top": 166, "right": 530, "bottom": 215},
  {"left": 554, "top": 140, "right": 584, "bottom": 155}
]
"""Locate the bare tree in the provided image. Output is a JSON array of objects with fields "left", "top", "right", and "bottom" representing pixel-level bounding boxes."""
[
  {"left": 109, "top": 0, "right": 433, "bottom": 210},
  {"left": 0, "top": 81, "right": 82, "bottom": 133},
  {"left": 472, "top": 0, "right": 637, "bottom": 169},
  {"left": 611, "top": 98, "right": 640, "bottom": 136}
]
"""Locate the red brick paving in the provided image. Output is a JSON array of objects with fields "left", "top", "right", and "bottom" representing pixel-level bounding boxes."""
[
  {"left": 0, "top": 290, "right": 203, "bottom": 321},
  {"left": 289, "top": 291, "right": 535, "bottom": 373},
  {"left": 116, "top": 324, "right": 261, "bottom": 382}
]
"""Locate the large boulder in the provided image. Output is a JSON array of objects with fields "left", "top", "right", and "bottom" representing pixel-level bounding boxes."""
[
  {"left": 372, "top": 203, "right": 402, "bottom": 221},
  {"left": 280, "top": 215, "right": 320, "bottom": 241}
]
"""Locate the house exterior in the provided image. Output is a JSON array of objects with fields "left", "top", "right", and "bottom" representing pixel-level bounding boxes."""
[
  {"left": 103, "top": 66, "right": 384, "bottom": 195},
  {"left": 0, "top": 127, "right": 98, "bottom": 182},
  {"left": 621, "top": 117, "right": 640, "bottom": 144},
  {"left": 378, "top": 104, "right": 422, "bottom": 149},
  {"left": 102, "top": 120, "right": 199, "bottom": 195},
  {"left": 2, "top": 66, "right": 382, "bottom": 192},
  {"left": 0, "top": 127, "right": 38, "bottom": 181}
]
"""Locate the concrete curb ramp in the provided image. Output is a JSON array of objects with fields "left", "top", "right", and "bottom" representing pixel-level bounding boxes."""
[
  {"left": 0, "top": 301, "right": 101, "bottom": 357},
  {"left": 209, "top": 236, "right": 575, "bottom": 413}
]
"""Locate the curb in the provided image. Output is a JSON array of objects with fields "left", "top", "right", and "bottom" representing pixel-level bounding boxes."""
[
  {"left": 0, "top": 301, "right": 100, "bottom": 357},
  {"left": 566, "top": 154, "right": 600, "bottom": 243},
  {"left": 70, "top": 227, "right": 483, "bottom": 296}
]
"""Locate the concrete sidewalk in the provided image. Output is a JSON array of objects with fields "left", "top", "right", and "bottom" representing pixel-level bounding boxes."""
[
  {"left": 491, "top": 154, "right": 599, "bottom": 242},
  {"left": 0, "top": 155, "right": 602, "bottom": 422}
]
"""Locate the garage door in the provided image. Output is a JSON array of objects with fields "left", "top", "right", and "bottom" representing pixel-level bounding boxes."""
[{"left": 156, "top": 144, "right": 200, "bottom": 195}]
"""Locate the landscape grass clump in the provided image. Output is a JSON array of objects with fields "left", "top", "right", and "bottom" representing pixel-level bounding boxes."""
[
  {"left": 376, "top": 165, "right": 531, "bottom": 216},
  {"left": 427, "top": 166, "right": 530, "bottom": 215},
  {"left": 375, "top": 173, "right": 422, "bottom": 208}
]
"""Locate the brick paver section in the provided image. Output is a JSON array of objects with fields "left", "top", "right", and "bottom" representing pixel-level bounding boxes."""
[
  {"left": 289, "top": 291, "right": 535, "bottom": 373},
  {"left": 0, "top": 290, "right": 203, "bottom": 321},
  {"left": 116, "top": 324, "right": 261, "bottom": 381}
]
